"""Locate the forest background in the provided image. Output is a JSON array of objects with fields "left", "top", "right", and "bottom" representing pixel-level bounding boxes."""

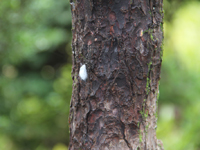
[{"left": 0, "top": 0, "right": 200, "bottom": 150}]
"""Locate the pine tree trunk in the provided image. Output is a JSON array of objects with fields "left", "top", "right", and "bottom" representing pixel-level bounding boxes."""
[{"left": 69, "top": 0, "right": 164, "bottom": 149}]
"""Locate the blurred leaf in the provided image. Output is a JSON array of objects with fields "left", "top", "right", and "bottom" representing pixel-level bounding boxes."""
[{"left": 52, "top": 143, "right": 68, "bottom": 150}]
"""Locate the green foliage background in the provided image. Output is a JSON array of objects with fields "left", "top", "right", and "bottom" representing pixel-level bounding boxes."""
[
  {"left": 0, "top": 0, "right": 200, "bottom": 149},
  {"left": 0, "top": 0, "right": 72, "bottom": 149}
]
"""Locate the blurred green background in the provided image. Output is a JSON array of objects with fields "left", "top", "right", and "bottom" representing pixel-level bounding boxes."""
[{"left": 0, "top": 0, "right": 200, "bottom": 149}]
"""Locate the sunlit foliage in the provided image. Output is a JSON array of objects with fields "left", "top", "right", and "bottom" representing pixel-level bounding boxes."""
[{"left": 157, "top": 1, "right": 200, "bottom": 150}]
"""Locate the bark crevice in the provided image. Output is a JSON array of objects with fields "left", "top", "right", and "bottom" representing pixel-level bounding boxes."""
[{"left": 120, "top": 120, "right": 132, "bottom": 150}]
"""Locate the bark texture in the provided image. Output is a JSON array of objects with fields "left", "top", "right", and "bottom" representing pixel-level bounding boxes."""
[{"left": 69, "top": 0, "right": 164, "bottom": 149}]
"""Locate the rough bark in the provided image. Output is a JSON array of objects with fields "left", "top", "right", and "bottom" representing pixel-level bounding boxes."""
[{"left": 69, "top": 0, "right": 164, "bottom": 149}]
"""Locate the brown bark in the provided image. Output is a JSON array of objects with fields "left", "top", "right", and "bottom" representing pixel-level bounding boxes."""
[{"left": 69, "top": 0, "right": 164, "bottom": 149}]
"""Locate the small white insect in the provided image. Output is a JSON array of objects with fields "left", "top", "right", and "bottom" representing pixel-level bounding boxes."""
[{"left": 79, "top": 64, "right": 87, "bottom": 81}]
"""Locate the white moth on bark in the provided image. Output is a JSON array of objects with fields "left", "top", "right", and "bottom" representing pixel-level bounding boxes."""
[{"left": 79, "top": 64, "right": 87, "bottom": 81}]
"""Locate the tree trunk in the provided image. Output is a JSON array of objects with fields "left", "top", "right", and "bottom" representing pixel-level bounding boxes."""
[{"left": 69, "top": 0, "right": 164, "bottom": 149}]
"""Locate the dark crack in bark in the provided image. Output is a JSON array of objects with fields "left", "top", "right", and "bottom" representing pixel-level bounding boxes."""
[{"left": 121, "top": 120, "right": 132, "bottom": 150}]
